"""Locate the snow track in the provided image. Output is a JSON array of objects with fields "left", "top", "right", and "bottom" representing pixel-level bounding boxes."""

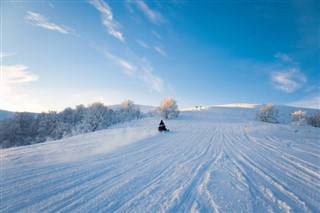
[{"left": 1, "top": 107, "right": 319, "bottom": 212}]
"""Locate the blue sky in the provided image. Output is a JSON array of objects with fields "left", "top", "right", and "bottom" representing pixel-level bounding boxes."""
[{"left": 1, "top": 0, "right": 319, "bottom": 112}]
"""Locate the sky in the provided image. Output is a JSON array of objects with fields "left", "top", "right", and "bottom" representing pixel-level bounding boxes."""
[{"left": 1, "top": 0, "right": 319, "bottom": 112}]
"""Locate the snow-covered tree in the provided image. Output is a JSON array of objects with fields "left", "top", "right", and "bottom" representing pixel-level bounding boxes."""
[
  {"left": 291, "top": 110, "right": 307, "bottom": 125},
  {"left": 81, "top": 102, "right": 112, "bottom": 132},
  {"left": 58, "top": 107, "right": 76, "bottom": 136},
  {"left": 36, "top": 111, "right": 62, "bottom": 141},
  {"left": 307, "top": 112, "right": 320, "bottom": 128},
  {"left": 60, "top": 107, "right": 75, "bottom": 124},
  {"left": 158, "top": 98, "right": 179, "bottom": 119},
  {"left": 0, "top": 112, "right": 37, "bottom": 148},
  {"left": 119, "top": 100, "right": 141, "bottom": 121},
  {"left": 256, "top": 104, "right": 279, "bottom": 123},
  {"left": 0, "top": 100, "right": 147, "bottom": 149},
  {"left": 74, "top": 105, "right": 87, "bottom": 125}
]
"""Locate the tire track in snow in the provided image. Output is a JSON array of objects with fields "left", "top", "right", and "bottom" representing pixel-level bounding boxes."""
[
  {"left": 164, "top": 130, "right": 220, "bottom": 212},
  {"left": 246, "top": 136, "right": 319, "bottom": 192},
  {"left": 242, "top": 126, "right": 320, "bottom": 209},
  {"left": 224, "top": 124, "right": 314, "bottom": 212},
  {"left": 223, "top": 136, "right": 292, "bottom": 212},
  {"left": 57, "top": 124, "right": 204, "bottom": 212},
  {"left": 1, "top": 109, "right": 319, "bottom": 212}
]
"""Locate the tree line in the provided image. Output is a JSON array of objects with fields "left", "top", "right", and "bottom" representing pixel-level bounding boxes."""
[
  {"left": 0, "top": 100, "right": 142, "bottom": 149},
  {"left": 0, "top": 98, "right": 180, "bottom": 149}
]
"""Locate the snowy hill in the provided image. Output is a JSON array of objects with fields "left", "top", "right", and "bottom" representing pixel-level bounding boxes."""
[
  {"left": 1, "top": 105, "right": 319, "bottom": 212},
  {"left": 0, "top": 110, "right": 15, "bottom": 121},
  {"left": 0, "top": 109, "right": 38, "bottom": 121}
]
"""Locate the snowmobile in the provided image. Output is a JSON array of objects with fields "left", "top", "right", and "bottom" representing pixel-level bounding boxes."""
[{"left": 158, "top": 120, "right": 169, "bottom": 132}]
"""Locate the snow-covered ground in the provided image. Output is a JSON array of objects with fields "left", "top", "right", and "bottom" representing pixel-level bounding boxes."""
[{"left": 1, "top": 106, "right": 319, "bottom": 212}]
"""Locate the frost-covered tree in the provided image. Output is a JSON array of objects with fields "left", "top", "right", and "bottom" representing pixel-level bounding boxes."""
[
  {"left": 0, "top": 100, "right": 147, "bottom": 149},
  {"left": 81, "top": 102, "right": 112, "bottom": 132},
  {"left": 0, "top": 119, "right": 13, "bottom": 148},
  {"left": 291, "top": 110, "right": 307, "bottom": 125},
  {"left": 119, "top": 100, "right": 141, "bottom": 121},
  {"left": 158, "top": 98, "right": 179, "bottom": 119},
  {"left": 74, "top": 105, "right": 87, "bottom": 125},
  {"left": 60, "top": 107, "right": 75, "bottom": 124},
  {"left": 256, "top": 104, "right": 279, "bottom": 123},
  {"left": 36, "top": 111, "right": 62, "bottom": 141},
  {"left": 0, "top": 112, "right": 36, "bottom": 148},
  {"left": 58, "top": 107, "right": 76, "bottom": 136},
  {"left": 307, "top": 112, "right": 320, "bottom": 128}
]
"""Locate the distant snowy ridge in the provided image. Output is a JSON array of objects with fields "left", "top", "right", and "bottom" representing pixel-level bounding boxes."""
[
  {"left": 108, "top": 104, "right": 156, "bottom": 113},
  {"left": 180, "top": 103, "right": 319, "bottom": 112},
  {"left": 212, "top": 103, "right": 259, "bottom": 108},
  {"left": 0, "top": 109, "right": 37, "bottom": 121}
]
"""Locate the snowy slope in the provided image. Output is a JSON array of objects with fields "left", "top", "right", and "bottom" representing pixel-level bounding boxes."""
[{"left": 1, "top": 106, "right": 320, "bottom": 212}]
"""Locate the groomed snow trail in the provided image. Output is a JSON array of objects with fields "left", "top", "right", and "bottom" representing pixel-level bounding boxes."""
[{"left": 1, "top": 107, "right": 320, "bottom": 212}]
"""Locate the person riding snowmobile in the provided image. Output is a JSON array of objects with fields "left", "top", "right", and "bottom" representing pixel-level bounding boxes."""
[{"left": 158, "top": 120, "right": 168, "bottom": 132}]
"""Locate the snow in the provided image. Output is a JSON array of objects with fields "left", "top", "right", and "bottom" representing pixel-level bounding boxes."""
[{"left": 1, "top": 106, "right": 320, "bottom": 212}]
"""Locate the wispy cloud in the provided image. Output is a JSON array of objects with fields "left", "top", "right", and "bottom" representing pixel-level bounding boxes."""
[
  {"left": 90, "top": 0, "right": 124, "bottom": 42},
  {"left": 26, "top": 11, "right": 75, "bottom": 34},
  {"left": 271, "top": 68, "right": 307, "bottom": 93},
  {"left": 104, "top": 52, "right": 165, "bottom": 93},
  {"left": 48, "top": 2, "right": 55, "bottom": 8},
  {"left": 275, "top": 52, "right": 293, "bottom": 62},
  {"left": 152, "top": 31, "right": 162, "bottom": 39},
  {"left": 288, "top": 95, "right": 320, "bottom": 109},
  {"left": 140, "top": 59, "right": 164, "bottom": 93},
  {"left": 104, "top": 52, "right": 136, "bottom": 75},
  {"left": 133, "top": 1, "right": 164, "bottom": 24},
  {"left": 2, "top": 64, "right": 39, "bottom": 84},
  {"left": 154, "top": 46, "right": 167, "bottom": 57},
  {"left": 0, "top": 52, "right": 15, "bottom": 58},
  {"left": 136, "top": 39, "right": 149, "bottom": 49}
]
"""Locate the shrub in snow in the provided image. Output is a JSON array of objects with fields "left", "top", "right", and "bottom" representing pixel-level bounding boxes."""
[
  {"left": 158, "top": 98, "right": 179, "bottom": 119},
  {"left": 291, "top": 110, "right": 307, "bottom": 125},
  {"left": 256, "top": 104, "right": 279, "bottom": 123},
  {"left": 307, "top": 112, "right": 320, "bottom": 128}
]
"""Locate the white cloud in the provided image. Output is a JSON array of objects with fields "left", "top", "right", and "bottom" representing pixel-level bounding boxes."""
[
  {"left": 104, "top": 52, "right": 136, "bottom": 75},
  {"left": 1, "top": 64, "right": 44, "bottom": 112},
  {"left": 152, "top": 31, "right": 162, "bottom": 39},
  {"left": 288, "top": 95, "right": 320, "bottom": 109},
  {"left": 136, "top": 40, "right": 149, "bottom": 49},
  {"left": 271, "top": 68, "right": 307, "bottom": 93},
  {"left": 0, "top": 52, "right": 15, "bottom": 58},
  {"left": 134, "top": 1, "right": 164, "bottom": 24},
  {"left": 26, "top": 11, "right": 75, "bottom": 34},
  {"left": 140, "top": 59, "right": 164, "bottom": 93},
  {"left": 104, "top": 53, "right": 164, "bottom": 93},
  {"left": 105, "top": 52, "right": 165, "bottom": 93},
  {"left": 48, "top": 2, "right": 55, "bottom": 8},
  {"left": 2, "top": 64, "right": 39, "bottom": 84},
  {"left": 275, "top": 53, "right": 293, "bottom": 62},
  {"left": 154, "top": 46, "right": 167, "bottom": 57},
  {"left": 90, "top": 0, "right": 124, "bottom": 42}
]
